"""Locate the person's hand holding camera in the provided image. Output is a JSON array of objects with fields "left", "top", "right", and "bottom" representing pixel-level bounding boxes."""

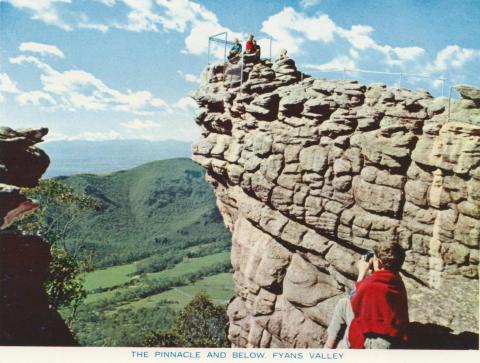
[{"left": 356, "top": 252, "right": 374, "bottom": 282}]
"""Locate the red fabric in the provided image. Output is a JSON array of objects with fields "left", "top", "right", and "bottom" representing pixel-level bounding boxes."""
[
  {"left": 246, "top": 40, "right": 254, "bottom": 52},
  {"left": 348, "top": 270, "right": 409, "bottom": 349}
]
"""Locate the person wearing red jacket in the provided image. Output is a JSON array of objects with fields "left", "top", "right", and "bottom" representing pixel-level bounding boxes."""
[
  {"left": 245, "top": 34, "right": 255, "bottom": 54},
  {"left": 325, "top": 241, "right": 409, "bottom": 349}
]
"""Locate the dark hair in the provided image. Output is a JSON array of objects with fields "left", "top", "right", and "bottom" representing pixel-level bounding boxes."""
[{"left": 373, "top": 241, "right": 405, "bottom": 272}]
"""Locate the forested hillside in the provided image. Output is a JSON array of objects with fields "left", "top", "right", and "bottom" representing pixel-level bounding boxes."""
[
  {"left": 57, "top": 158, "right": 229, "bottom": 268},
  {"left": 53, "top": 158, "right": 233, "bottom": 345}
]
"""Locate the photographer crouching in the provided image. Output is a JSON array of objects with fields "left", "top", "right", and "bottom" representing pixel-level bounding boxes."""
[{"left": 325, "top": 241, "right": 409, "bottom": 349}]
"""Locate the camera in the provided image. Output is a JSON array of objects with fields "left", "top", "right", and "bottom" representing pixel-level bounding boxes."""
[{"left": 363, "top": 251, "right": 374, "bottom": 262}]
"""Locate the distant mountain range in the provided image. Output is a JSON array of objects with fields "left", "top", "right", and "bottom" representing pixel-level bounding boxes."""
[{"left": 41, "top": 139, "right": 192, "bottom": 178}]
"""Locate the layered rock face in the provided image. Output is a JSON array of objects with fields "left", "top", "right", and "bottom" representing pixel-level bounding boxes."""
[
  {"left": 192, "top": 55, "right": 479, "bottom": 348},
  {"left": 0, "top": 127, "right": 76, "bottom": 345}
]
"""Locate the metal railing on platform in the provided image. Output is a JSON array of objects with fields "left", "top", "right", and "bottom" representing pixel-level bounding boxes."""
[
  {"left": 301, "top": 67, "right": 448, "bottom": 97},
  {"left": 207, "top": 32, "right": 273, "bottom": 64},
  {"left": 208, "top": 32, "right": 274, "bottom": 87}
]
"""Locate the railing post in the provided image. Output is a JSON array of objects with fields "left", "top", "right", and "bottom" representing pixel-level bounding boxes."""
[
  {"left": 269, "top": 37, "right": 273, "bottom": 61},
  {"left": 399, "top": 73, "right": 403, "bottom": 87},
  {"left": 224, "top": 32, "right": 227, "bottom": 63},
  {"left": 207, "top": 37, "right": 211, "bottom": 65},
  {"left": 240, "top": 53, "right": 244, "bottom": 86},
  {"left": 448, "top": 86, "right": 452, "bottom": 122}
]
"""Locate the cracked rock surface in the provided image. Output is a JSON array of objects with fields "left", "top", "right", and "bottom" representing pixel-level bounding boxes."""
[{"left": 192, "top": 55, "right": 479, "bottom": 348}]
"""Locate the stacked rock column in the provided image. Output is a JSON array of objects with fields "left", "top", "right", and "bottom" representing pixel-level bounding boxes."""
[
  {"left": 0, "top": 127, "right": 76, "bottom": 345},
  {"left": 192, "top": 55, "right": 479, "bottom": 347}
]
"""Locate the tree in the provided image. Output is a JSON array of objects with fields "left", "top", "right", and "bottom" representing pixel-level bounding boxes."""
[
  {"left": 144, "top": 293, "right": 229, "bottom": 347},
  {"left": 17, "top": 179, "right": 97, "bottom": 323},
  {"left": 144, "top": 332, "right": 182, "bottom": 347}
]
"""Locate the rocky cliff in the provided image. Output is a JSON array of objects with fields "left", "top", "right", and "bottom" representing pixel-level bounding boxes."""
[
  {"left": 192, "top": 54, "right": 479, "bottom": 348},
  {"left": 0, "top": 127, "right": 76, "bottom": 345}
]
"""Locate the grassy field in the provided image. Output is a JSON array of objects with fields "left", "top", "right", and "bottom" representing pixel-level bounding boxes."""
[
  {"left": 83, "top": 252, "right": 232, "bottom": 304},
  {"left": 148, "top": 252, "right": 231, "bottom": 280},
  {"left": 83, "top": 261, "right": 138, "bottom": 291},
  {"left": 121, "top": 273, "right": 234, "bottom": 310},
  {"left": 77, "top": 253, "right": 234, "bottom": 345}
]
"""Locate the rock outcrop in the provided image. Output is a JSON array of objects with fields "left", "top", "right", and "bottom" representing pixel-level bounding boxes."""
[
  {"left": 0, "top": 127, "right": 76, "bottom": 345},
  {"left": 192, "top": 55, "right": 479, "bottom": 348}
]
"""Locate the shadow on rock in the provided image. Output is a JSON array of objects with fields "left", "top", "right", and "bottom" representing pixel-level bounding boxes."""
[{"left": 407, "top": 322, "right": 479, "bottom": 349}]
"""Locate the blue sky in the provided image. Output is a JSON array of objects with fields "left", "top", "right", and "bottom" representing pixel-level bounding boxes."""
[{"left": 1, "top": 0, "right": 479, "bottom": 142}]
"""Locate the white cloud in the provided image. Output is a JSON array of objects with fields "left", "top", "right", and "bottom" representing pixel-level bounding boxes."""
[
  {"left": 154, "top": 0, "right": 242, "bottom": 56},
  {"left": 335, "top": 25, "right": 425, "bottom": 68},
  {"left": 113, "top": 0, "right": 161, "bottom": 32},
  {"left": 40, "top": 70, "right": 172, "bottom": 112},
  {"left": 97, "top": 0, "right": 116, "bottom": 6},
  {"left": 121, "top": 119, "right": 161, "bottom": 129},
  {"left": 8, "top": 0, "right": 239, "bottom": 54},
  {"left": 262, "top": 7, "right": 426, "bottom": 68},
  {"left": 301, "top": 0, "right": 321, "bottom": 8},
  {"left": 78, "top": 22, "right": 109, "bottom": 32},
  {"left": 156, "top": 0, "right": 205, "bottom": 32},
  {"left": 77, "top": 13, "right": 109, "bottom": 32},
  {"left": 10, "top": 55, "right": 56, "bottom": 73},
  {"left": 0, "top": 73, "right": 20, "bottom": 93},
  {"left": 7, "top": 0, "right": 112, "bottom": 31},
  {"left": 177, "top": 70, "right": 200, "bottom": 84},
  {"left": 174, "top": 96, "right": 197, "bottom": 111},
  {"left": 336, "top": 25, "right": 376, "bottom": 51},
  {"left": 0, "top": 73, "right": 20, "bottom": 103},
  {"left": 10, "top": 54, "right": 172, "bottom": 114},
  {"left": 19, "top": 42, "right": 65, "bottom": 58},
  {"left": 261, "top": 7, "right": 336, "bottom": 55},
  {"left": 100, "top": 0, "right": 241, "bottom": 56},
  {"left": 427, "top": 45, "right": 480, "bottom": 74},
  {"left": 44, "top": 129, "right": 122, "bottom": 142},
  {"left": 41, "top": 69, "right": 106, "bottom": 93},
  {"left": 431, "top": 79, "right": 446, "bottom": 90},
  {"left": 5, "top": 0, "right": 72, "bottom": 30},
  {"left": 349, "top": 48, "right": 359, "bottom": 59},
  {"left": 16, "top": 90, "right": 57, "bottom": 106},
  {"left": 184, "top": 20, "right": 228, "bottom": 56},
  {"left": 392, "top": 46, "right": 425, "bottom": 61},
  {"left": 304, "top": 55, "right": 357, "bottom": 71}
]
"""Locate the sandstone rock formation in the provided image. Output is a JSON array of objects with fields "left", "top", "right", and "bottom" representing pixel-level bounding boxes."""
[
  {"left": 0, "top": 127, "right": 76, "bottom": 345},
  {"left": 192, "top": 55, "right": 479, "bottom": 348}
]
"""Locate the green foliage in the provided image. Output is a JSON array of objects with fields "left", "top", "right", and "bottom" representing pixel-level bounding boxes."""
[
  {"left": 55, "top": 158, "right": 231, "bottom": 268},
  {"left": 143, "top": 293, "right": 229, "bottom": 348},
  {"left": 172, "top": 293, "right": 229, "bottom": 347},
  {"left": 74, "top": 304, "right": 178, "bottom": 346},
  {"left": 17, "top": 179, "right": 97, "bottom": 321},
  {"left": 143, "top": 331, "right": 182, "bottom": 347},
  {"left": 19, "top": 179, "right": 97, "bottom": 244},
  {"left": 46, "top": 247, "right": 87, "bottom": 321},
  {"left": 73, "top": 261, "right": 233, "bottom": 346}
]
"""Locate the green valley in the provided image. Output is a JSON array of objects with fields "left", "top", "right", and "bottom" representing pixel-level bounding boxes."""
[{"left": 50, "top": 158, "right": 234, "bottom": 346}]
